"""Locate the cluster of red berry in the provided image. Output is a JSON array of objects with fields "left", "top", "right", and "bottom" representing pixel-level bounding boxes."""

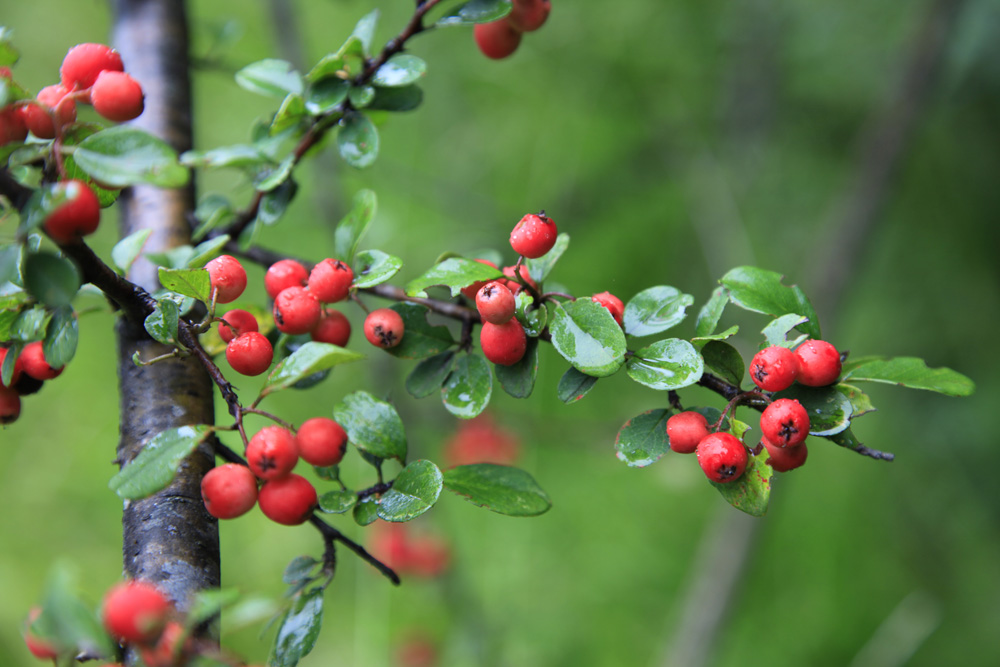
[
  {"left": 0, "top": 342, "right": 65, "bottom": 425},
  {"left": 473, "top": 0, "right": 552, "bottom": 59}
]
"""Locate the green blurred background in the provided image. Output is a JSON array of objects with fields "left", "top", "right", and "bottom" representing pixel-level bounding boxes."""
[{"left": 2, "top": 0, "right": 998, "bottom": 665}]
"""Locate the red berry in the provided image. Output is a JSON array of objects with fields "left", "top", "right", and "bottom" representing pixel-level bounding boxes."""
[
  {"left": 460, "top": 258, "right": 500, "bottom": 300},
  {"left": 60, "top": 43, "right": 124, "bottom": 92},
  {"left": 666, "top": 411, "right": 709, "bottom": 454},
  {"left": 264, "top": 259, "right": 308, "bottom": 299},
  {"left": 273, "top": 286, "right": 321, "bottom": 335},
  {"left": 43, "top": 180, "right": 100, "bottom": 243},
  {"left": 0, "top": 386, "right": 20, "bottom": 425},
  {"left": 297, "top": 417, "right": 349, "bottom": 467},
  {"left": 0, "top": 106, "right": 28, "bottom": 145},
  {"left": 509, "top": 212, "right": 558, "bottom": 259},
  {"left": 204, "top": 255, "right": 247, "bottom": 304},
  {"left": 364, "top": 308, "right": 405, "bottom": 349},
  {"left": 476, "top": 281, "right": 516, "bottom": 324},
  {"left": 246, "top": 426, "right": 300, "bottom": 480},
  {"left": 762, "top": 436, "right": 808, "bottom": 472},
  {"left": 23, "top": 607, "right": 59, "bottom": 659},
  {"left": 474, "top": 20, "right": 523, "bottom": 60},
  {"left": 310, "top": 309, "right": 351, "bottom": 347},
  {"left": 20, "top": 341, "right": 63, "bottom": 380},
  {"left": 218, "top": 309, "right": 258, "bottom": 344},
  {"left": 760, "top": 398, "right": 810, "bottom": 448},
  {"left": 0, "top": 347, "right": 23, "bottom": 387},
  {"left": 696, "top": 432, "right": 748, "bottom": 483},
  {"left": 91, "top": 71, "right": 144, "bottom": 122},
  {"left": 101, "top": 580, "right": 171, "bottom": 643},
  {"left": 258, "top": 474, "right": 317, "bottom": 525},
  {"left": 501, "top": 264, "right": 538, "bottom": 295},
  {"left": 480, "top": 318, "right": 527, "bottom": 366},
  {"left": 23, "top": 85, "right": 77, "bottom": 139},
  {"left": 749, "top": 345, "right": 799, "bottom": 392},
  {"left": 201, "top": 463, "right": 258, "bottom": 519},
  {"left": 139, "top": 620, "right": 191, "bottom": 667},
  {"left": 225, "top": 332, "right": 273, "bottom": 376},
  {"left": 794, "top": 339, "right": 842, "bottom": 387},
  {"left": 591, "top": 291, "right": 624, "bottom": 326},
  {"left": 307, "top": 258, "right": 353, "bottom": 303},
  {"left": 509, "top": 0, "right": 552, "bottom": 32},
  {"left": 442, "top": 413, "right": 520, "bottom": 467}
]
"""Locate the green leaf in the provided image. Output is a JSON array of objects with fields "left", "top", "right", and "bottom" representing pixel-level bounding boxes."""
[
  {"left": 158, "top": 267, "right": 211, "bottom": 303},
  {"left": 442, "top": 464, "right": 551, "bottom": 516},
  {"left": 255, "top": 156, "right": 295, "bottom": 192},
  {"left": 283, "top": 556, "right": 319, "bottom": 585},
  {"left": 337, "top": 113, "right": 379, "bottom": 168},
  {"left": 261, "top": 342, "right": 364, "bottom": 397},
  {"left": 384, "top": 303, "right": 455, "bottom": 360},
  {"left": 495, "top": 336, "right": 538, "bottom": 398},
  {"left": 110, "top": 229, "right": 152, "bottom": 275},
  {"left": 333, "top": 391, "right": 407, "bottom": 463},
  {"left": 437, "top": 0, "right": 512, "bottom": 26},
  {"left": 353, "top": 495, "right": 378, "bottom": 526},
  {"left": 18, "top": 184, "right": 75, "bottom": 235},
  {"left": 10, "top": 305, "right": 49, "bottom": 341},
  {"left": 185, "top": 235, "right": 232, "bottom": 269},
  {"left": 772, "top": 384, "right": 853, "bottom": 436},
  {"left": 108, "top": 425, "right": 213, "bottom": 499},
  {"left": 192, "top": 196, "right": 234, "bottom": 241},
  {"left": 709, "top": 449, "right": 773, "bottom": 517},
  {"left": 524, "top": 232, "right": 569, "bottom": 283},
  {"left": 235, "top": 58, "right": 303, "bottom": 98},
  {"left": 835, "top": 383, "right": 876, "bottom": 418},
  {"left": 35, "top": 564, "right": 116, "bottom": 659},
  {"left": 306, "top": 52, "right": 347, "bottom": 83},
  {"left": 144, "top": 299, "right": 179, "bottom": 346},
  {"left": 626, "top": 338, "right": 704, "bottom": 391},
  {"left": 720, "top": 266, "right": 821, "bottom": 340},
  {"left": 348, "top": 84, "right": 376, "bottom": 109},
  {"left": 368, "top": 84, "right": 423, "bottom": 112},
  {"left": 700, "top": 340, "right": 745, "bottom": 387},
  {"left": 692, "top": 325, "right": 739, "bottom": 344},
  {"left": 23, "top": 252, "right": 81, "bottom": 308},
  {"left": 318, "top": 489, "right": 357, "bottom": 514},
  {"left": 258, "top": 179, "right": 297, "bottom": 226},
  {"left": 180, "top": 144, "right": 270, "bottom": 170},
  {"left": 271, "top": 93, "right": 306, "bottom": 134},
  {"left": 548, "top": 299, "right": 627, "bottom": 377},
  {"left": 269, "top": 587, "right": 324, "bottom": 667},
  {"left": 623, "top": 285, "right": 694, "bottom": 337},
  {"left": 188, "top": 588, "right": 242, "bottom": 627},
  {"left": 441, "top": 354, "right": 493, "bottom": 418},
  {"left": 515, "top": 291, "right": 547, "bottom": 337},
  {"left": 0, "top": 244, "right": 21, "bottom": 285},
  {"left": 351, "top": 9, "right": 380, "bottom": 56},
  {"left": 405, "top": 351, "right": 456, "bottom": 399},
  {"left": 557, "top": 367, "right": 598, "bottom": 404},
  {"left": 695, "top": 286, "right": 730, "bottom": 338},
  {"left": 377, "top": 460, "right": 443, "bottom": 522},
  {"left": 1, "top": 342, "right": 22, "bottom": 386},
  {"left": 352, "top": 249, "right": 402, "bottom": 288},
  {"left": 333, "top": 189, "right": 377, "bottom": 263},
  {"left": 405, "top": 257, "right": 502, "bottom": 298},
  {"left": 761, "top": 313, "right": 809, "bottom": 349},
  {"left": 615, "top": 408, "right": 671, "bottom": 468},
  {"left": 72, "top": 126, "right": 189, "bottom": 188},
  {"left": 305, "top": 77, "right": 349, "bottom": 114},
  {"left": 43, "top": 307, "right": 78, "bottom": 369},
  {"left": 841, "top": 356, "right": 975, "bottom": 397},
  {"left": 0, "top": 29, "right": 19, "bottom": 68},
  {"left": 146, "top": 245, "right": 194, "bottom": 270}
]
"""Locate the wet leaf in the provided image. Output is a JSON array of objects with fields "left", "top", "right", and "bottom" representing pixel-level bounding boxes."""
[
  {"left": 772, "top": 384, "right": 853, "bottom": 436},
  {"left": 269, "top": 587, "right": 323, "bottom": 667},
  {"left": 709, "top": 448, "right": 772, "bottom": 517},
  {"left": 841, "top": 356, "right": 975, "bottom": 397},
  {"left": 384, "top": 303, "right": 455, "bottom": 360},
  {"left": 261, "top": 342, "right": 364, "bottom": 397},
  {"left": 623, "top": 285, "right": 694, "bottom": 337},
  {"left": 441, "top": 353, "right": 493, "bottom": 419},
  {"left": 615, "top": 408, "right": 671, "bottom": 468},
  {"left": 442, "top": 464, "right": 551, "bottom": 516},
  {"left": 557, "top": 367, "right": 598, "bottom": 404},
  {"left": 377, "top": 460, "right": 443, "bottom": 521},
  {"left": 108, "top": 425, "right": 213, "bottom": 499},
  {"left": 626, "top": 338, "right": 704, "bottom": 390},
  {"left": 333, "top": 391, "right": 407, "bottom": 463},
  {"left": 548, "top": 299, "right": 626, "bottom": 377},
  {"left": 720, "top": 266, "right": 820, "bottom": 340}
]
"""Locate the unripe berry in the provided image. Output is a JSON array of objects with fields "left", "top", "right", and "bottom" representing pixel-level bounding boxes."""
[
  {"left": 308, "top": 258, "right": 353, "bottom": 303},
  {"left": 364, "top": 308, "right": 405, "bottom": 349},
  {"left": 509, "top": 0, "right": 552, "bottom": 32},
  {"left": 43, "top": 179, "right": 100, "bottom": 243},
  {"left": 91, "top": 71, "right": 144, "bottom": 122},
  {"left": 273, "top": 286, "right": 321, "bottom": 335},
  {"left": 476, "top": 281, "right": 516, "bottom": 324},
  {"left": 749, "top": 345, "right": 799, "bottom": 392},
  {"left": 591, "top": 291, "right": 624, "bottom": 326},
  {"left": 696, "top": 432, "right": 748, "bottom": 483},
  {"left": 218, "top": 309, "right": 258, "bottom": 344},
  {"left": 23, "top": 607, "right": 59, "bottom": 659},
  {"left": 474, "top": 20, "right": 523, "bottom": 60},
  {"left": 101, "top": 580, "right": 171, "bottom": 643},
  {"left": 310, "top": 308, "right": 351, "bottom": 347},
  {"left": 666, "top": 411, "right": 709, "bottom": 454},
  {"left": 297, "top": 417, "right": 349, "bottom": 467},
  {"left": 480, "top": 318, "right": 527, "bottom": 366},
  {"left": 794, "top": 339, "right": 842, "bottom": 386},
  {"left": 265, "top": 259, "right": 308, "bottom": 299},
  {"left": 258, "top": 473, "right": 317, "bottom": 525},
  {"left": 0, "top": 106, "right": 28, "bottom": 145},
  {"left": 246, "top": 426, "right": 300, "bottom": 480},
  {"left": 20, "top": 341, "right": 63, "bottom": 380},
  {"left": 225, "top": 332, "right": 273, "bottom": 376},
  {"left": 762, "top": 436, "right": 808, "bottom": 472},
  {"left": 205, "top": 255, "right": 247, "bottom": 304},
  {"left": 0, "top": 387, "right": 21, "bottom": 425},
  {"left": 760, "top": 398, "right": 810, "bottom": 448},
  {"left": 60, "top": 43, "right": 124, "bottom": 92},
  {"left": 509, "top": 212, "right": 558, "bottom": 258},
  {"left": 501, "top": 264, "right": 538, "bottom": 294},
  {"left": 460, "top": 258, "right": 500, "bottom": 300},
  {"left": 201, "top": 463, "right": 258, "bottom": 519}
]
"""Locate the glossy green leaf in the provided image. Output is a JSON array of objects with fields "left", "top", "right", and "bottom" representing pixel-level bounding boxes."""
[
  {"left": 623, "top": 285, "right": 694, "bottom": 337},
  {"left": 352, "top": 249, "right": 402, "bottom": 288},
  {"left": 841, "top": 356, "right": 975, "bottom": 397},
  {"left": 144, "top": 299, "right": 179, "bottom": 346},
  {"left": 52, "top": 125, "right": 122, "bottom": 208},
  {"left": 180, "top": 144, "right": 270, "bottom": 170},
  {"left": 146, "top": 245, "right": 194, "bottom": 270},
  {"left": 17, "top": 184, "right": 75, "bottom": 234},
  {"left": 191, "top": 196, "right": 234, "bottom": 241},
  {"left": 269, "top": 587, "right": 323, "bottom": 667},
  {"left": 700, "top": 340, "right": 745, "bottom": 387},
  {"left": 305, "top": 78, "right": 348, "bottom": 115},
  {"left": 255, "top": 155, "right": 295, "bottom": 192},
  {"left": 548, "top": 299, "right": 627, "bottom": 377},
  {"left": 351, "top": 9, "right": 380, "bottom": 55},
  {"left": 692, "top": 325, "right": 739, "bottom": 344},
  {"left": 695, "top": 286, "right": 730, "bottom": 338},
  {"left": 187, "top": 587, "right": 242, "bottom": 627},
  {"left": 158, "top": 267, "right": 211, "bottom": 303},
  {"left": 710, "top": 449, "right": 772, "bottom": 517},
  {"left": 524, "top": 232, "right": 569, "bottom": 282},
  {"left": 333, "top": 189, "right": 377, "bottom": 263},
  {"left": 720, "top": 266, "right": 821, "bottom": 340},
  {"left": 283, "top": 556, "right": 319, "bottom": 585},
  {"left": 384, "top": 303, "right": 455, "bottom": 360},
  {"left": 1, "top": 342, "right": 21, "bottom": 386},
  {"left": 235, "top": 58, "right": 303, "bottom": 98},
  {"left": 333, "top": 391, "right": 407, "bottom": 463},
  {"left": 23, "top": 252, "right": 80, "bottom": 308},
  {"left": 110, "top": 229, "right": 152, "bottom": 275},
  {"left": 108, "top": 425, "right": 213, "bottom": 499},
  {"left": 835, "top": 383, "right": 876, "bottom": 418},
  {"left": 318, "top": 489, "right": 357, "bottom": 514},
  {"left": 185, "top": 235, "right": 232, "bottom": 269},
  {"left": 372, "top": 54, "right": 426, "bottom": 87},
  {"left": 261, "top": 342, "right": 364, "bottom": 397},
  {"left": 495, "top": 337, "right": 538, "bottom": 398},
  {"left": 626, "top": 338, "right": 704, "bottom": 390},
  {"left": 43, "top": 306, "right": 78, "bottom": 369},
  {"left": 10, "top": 305, "right": 49, "bottom": 342},
  {"left": 306, "top": 52, "right": 347, "bottom": 82},
  {"left": 72, "top": 126, "right": 189, "bottom": 188},
  {"left": 615, "top": 408, "right": 672, "bottom": 468},
  {"left": 557, "top": 367, "right": 598, "bottom": 404},
  {"left": 515, "top": 291, "right": 547, "bottom": 336},
  {"left": 0, "top": 244, "right": 20, "bottom": 284},
  {"left": 348, "top": 84, "right": 376, "bottom": 109},
  {"left": 772, "top": 384, "right": 853, "bottom": 436},
  {"left": 437, "top": 0, "right": 512, "bottom": 26},
  {"left": 762, "top": 313, "right": 809, "bottom": 349},
  {"left": 404, "top": 257, "right": 503, "bottom": 298},
  {"left": 442, "top": 464, "right": 551, "bottom": 516},
  {"left": 442, "top": 353, "right": 493, "bottom": 419},
  {"left": 337, "top": 113, "right": 379, "bottom": 168},
  {"left": 377, "top": 460, "right": 443, "bottom": 522},
  {"left": 353, "top": 495, "right": 378, "bottom": 526},
  {"left": 258, "top": 179, "right": 297, "bottom": 227},
  {"left": 271, "top": 93, "right": 306, "bottom": 134},
  {"left": 406, "top": 351, "right": 456, "bottom": 398},
  {"left": 368, "top": 84, "right": 423, "bottom": 112}
]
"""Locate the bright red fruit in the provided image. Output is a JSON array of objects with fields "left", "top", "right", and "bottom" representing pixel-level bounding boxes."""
[
  {"left": 246, "top": 426, "right": 300, "bottom": 480},
  {"left": 307, "top": 258, "right": 353, "bottom": 303},
  {"left": 0, "top": 106, "right": 28, "bottom": 145},
  {"left": 501, "top": 264, "right": 538, "bottom": 294},
  {"left": 480, "top": 318, "right": 527, "bottom": 366},
  {"left": 91, "top": 71, "right": 144, "bottom": 122},
  {"left": 139, "top": 620, "right": 191, "bottom": 667},
  {"left": 364, "top": 308, "right": 405, "bottom": 349},
  {"left": 264, "top": 259, "right": 308, "bottom": 299},
  {"left": 666, "top": 411, "right": 709, "bottom": 454},
  {"left": 794, "top": 339, "right": 842, "bottom": 386},
  {"left": 23, "top": 85, "right": 77, "bottom": 139},
  {"left": 509, "top": 0, "right": 552, "bottom": 32},
  {"left": 760, "top": 398, "right": 810, "bottom": 448},
  {"left": 205, "top": 255, "right": 247, "bottom": 304},
  {"left": 43, "top": 180, "right": 100, "bottom": 243},
  {"left": 474, "top": 20, "right": 523, "bottom": 59},
  {"left": 225, "top": 332, "right": 273, "bottom": 376},
  {"left": 461, "top": 258, "right": 500, "bottom": 299},
  {"left": 509, "top": 212, "right": 558, "bottom": 258},
  {"left": 20, "top": 341, "right": 63, "bottom": 380},
  {"left": 310, "top": 309, "right": 351, "bottom": 347},
  {"left": 102, "top": 580, "right": 172, "bottom": 643},
  {"left": 297, "top": 417, "right": 349, "bottom": 467},
  {"left": 749, "top": 345, "right": 799, "bottom": 392},
  {"left": 258, "top": 474, "right": 317, "bottom": 525},
  {"left": 273, "top": 286, "right": 321, "bottom": 335},
  {"left": 60, "top": 43, "right": 124, "bottom": 91},
  {"left": 0, "top": 386, "right": 20, "bottom": 425},
  {"left": 762, "top": 436, "right": 808, "bottom": 472},
  {"left": 476, "top": 281, "right": 516, "bottom": 324},
  {"left": 201, "top": 463, "right": 258, "bottom": 519},
  {"left": 696, "top": 432, "right": 748, "bottom": 483},
  {"left": 591, "top": 291, "right": 624, "bottom": 326},
  {"left": 218, "top": 309, "right": 258, "bottom": 344}
]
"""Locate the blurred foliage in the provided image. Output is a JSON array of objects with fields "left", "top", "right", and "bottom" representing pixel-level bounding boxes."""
[{"left": 1, "top": 0, "right": 999, "bottom": 665}]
